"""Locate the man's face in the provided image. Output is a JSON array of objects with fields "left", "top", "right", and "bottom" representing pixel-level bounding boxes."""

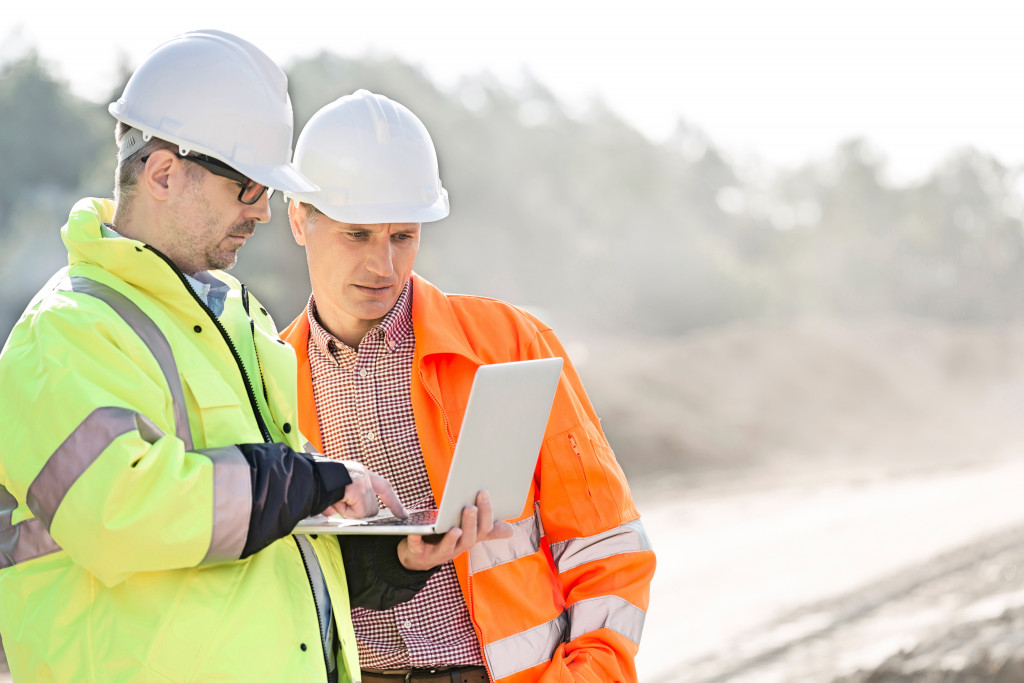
[
  {"left": 165, "top": 162, "right": 271, "bottom": 275},
  {"left": 289, "top": 202, "right": 420, "bottom": 346}
]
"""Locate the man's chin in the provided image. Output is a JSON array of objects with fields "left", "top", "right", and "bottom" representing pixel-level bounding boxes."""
[
  {"left": 208, "top": 252, "right": 239, "bottom": 272},
  {"left": 352, "top": 298, "right": 398, "bottom": 321}
]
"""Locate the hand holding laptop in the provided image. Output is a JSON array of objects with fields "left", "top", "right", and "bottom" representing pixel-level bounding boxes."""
[{"left": 397, "top": 490, "right": 514, "bottom": 571}]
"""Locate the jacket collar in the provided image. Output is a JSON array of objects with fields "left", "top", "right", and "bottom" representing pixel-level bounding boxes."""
[
  {"left": 62, "top": 197, "right": 238, "bottom": 309},
  {"left": 408, "top": 273, "right": 482, "bottom": 364}
]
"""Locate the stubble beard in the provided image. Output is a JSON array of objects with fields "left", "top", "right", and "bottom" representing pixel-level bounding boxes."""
[{"left": 205, "top": 218, "right": 256, "bottom": 272}]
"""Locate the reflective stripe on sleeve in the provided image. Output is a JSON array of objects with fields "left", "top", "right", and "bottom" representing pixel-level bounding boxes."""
[
  {"left": 483, "top": 610, "right": 569, "bottom": 680},
  {"left": 568, "top": 594, "right": 646, "bottom": 646},
  {"left": 468, "top": 514, "right": 541, "bottom": 574},
  {"left": 194, "top": 446, "right": 252, "bottom": 563},
  {"left": 549, "top": 519, "right": 652, "bottom": 573},
  {"left": 0, "top": 485, "right": 61, "bottom": 569},
  {"left": 26, "top": 406, "right": 141, "bottom": 528},
  {"left": 62, "top": 276, "right": 193, "bottom": 450}
]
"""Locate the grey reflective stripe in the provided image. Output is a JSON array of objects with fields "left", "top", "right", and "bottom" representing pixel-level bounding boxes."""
[
  {"left": 294, "top": 534, "right": 337, "bottom": 675},
  {"left": 0, "top": 485, "right": 62, "bottom": 569},
  {"left": 195, "top": 446, "right": 252, "bottom": 563},
  {"left": 134, "top": 412, "right": 167, "bottom": 445},
  {"left": 478, "top": 518, "right": 651, "bottom": 677},
  {"left": 469, "top": 515, "right": 541, "bottom": 574},
  {"left": 1, "top": 486, "right": 16, "bottom": 530},
  {"left": 484, "top": 611, "right": 568, "bottom": 680},
  {"left": 568, "top": 595, "right": 646, "bottom": 646},
  {"left": 302, "top": 441, "right": 317, "bottom": 454},
  {"left": 64, "top": 276, "right": 193, "bottom": 450},
  {"left": 549, "top": 519, "right": 652, "bottom": 573},
  {"left": 27, "top": 406, "right": 139, "bottom": 528}
]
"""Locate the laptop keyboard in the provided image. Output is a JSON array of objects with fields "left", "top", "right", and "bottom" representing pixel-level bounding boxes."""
[{"left": 360, "top": 509, "right": 439, "bottom": 526}]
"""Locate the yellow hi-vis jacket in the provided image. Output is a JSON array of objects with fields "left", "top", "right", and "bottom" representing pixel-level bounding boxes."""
[{"left": 0, "top": 198, "right": 360, "bottom": 681}]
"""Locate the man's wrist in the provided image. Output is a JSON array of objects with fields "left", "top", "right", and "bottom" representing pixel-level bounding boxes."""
[{"left": 380, "top": 537, "right": 438, "bottom": 584}]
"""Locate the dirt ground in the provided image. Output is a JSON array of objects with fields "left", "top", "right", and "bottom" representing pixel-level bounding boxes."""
[
  {"left": 715, "top": 521, "right": 1024, "bottom": 682},
  {"left": 828, "top": 522, "right": 1024, "bottom": 683},
  {"left": 634, "top": 453, "right": 1024, "bottom": 683}
]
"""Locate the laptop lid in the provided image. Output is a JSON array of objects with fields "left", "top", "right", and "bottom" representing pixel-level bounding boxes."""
[{"left": 294, "top": 357, "right": 563, "bottom": 535}]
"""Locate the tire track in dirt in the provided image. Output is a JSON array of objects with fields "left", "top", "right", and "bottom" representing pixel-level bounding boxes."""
[{"left": 696, "top": 523, "right": 1024, "bottom": 682}]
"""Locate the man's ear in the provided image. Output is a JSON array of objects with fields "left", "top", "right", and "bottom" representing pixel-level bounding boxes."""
[
  {"left": 287, "top": 200, "right": 308, "bottom": 246},
  {"left": 142, "top": 149, "right": 178, "bottom": 202}
]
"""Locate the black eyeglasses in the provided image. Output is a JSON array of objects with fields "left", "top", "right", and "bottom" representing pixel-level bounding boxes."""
[{"left": 141, "top": 151, "right": 273, "bottom": 205}]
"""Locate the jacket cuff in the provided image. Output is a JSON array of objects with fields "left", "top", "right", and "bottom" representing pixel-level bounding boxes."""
[
  {"left": 372, "top": 535, "right": 438, "bottom": 588},
  {"left": 340, "top": 535, "right": 438, "bottom": 610},
  {"left": 310, "top": 457, "right": 354, "bottom": 512}
]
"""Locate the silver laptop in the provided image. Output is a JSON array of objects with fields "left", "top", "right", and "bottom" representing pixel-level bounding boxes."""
[{"left": 293, "top": 357, "right": 563, "bottom": 535}]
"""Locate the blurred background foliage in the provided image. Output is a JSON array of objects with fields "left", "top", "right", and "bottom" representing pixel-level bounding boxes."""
[{"left": 4, "top": 49, "right": 1024, "bottom": 486}]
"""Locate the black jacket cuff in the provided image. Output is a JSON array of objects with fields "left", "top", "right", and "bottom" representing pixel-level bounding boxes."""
[
  {"left": 340, "top": 535, "right": 438, "bottom": 610},
  {"left": 235, "top": 443, "right": 353, "bottom": 558}
]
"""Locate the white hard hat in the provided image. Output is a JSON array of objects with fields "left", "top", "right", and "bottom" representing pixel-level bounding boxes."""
[
  {"left": 286, "top": 89, "right": 449, "bottom": 224},
  {"left": 108, "top": 30, "right": 316, "bottom": 194}
]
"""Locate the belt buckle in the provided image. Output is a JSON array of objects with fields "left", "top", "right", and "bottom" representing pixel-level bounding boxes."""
[{"left": 404, "top": 667, "right": 448, "bottom": 682}]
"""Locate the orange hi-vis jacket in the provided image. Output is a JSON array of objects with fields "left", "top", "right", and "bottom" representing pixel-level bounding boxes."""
[{"left": 282, "top": 274, "right": 656, "bottom": 682}]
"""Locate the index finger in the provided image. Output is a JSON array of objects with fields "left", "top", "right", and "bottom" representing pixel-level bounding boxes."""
[{"left": 370, "top": 471, "right": 408, "bottom": 519}]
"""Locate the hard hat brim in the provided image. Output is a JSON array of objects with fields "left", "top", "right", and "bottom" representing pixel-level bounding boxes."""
[
  {"left": 285, "top": 189, "right": 449, "bottom": 225},
  {"left": 109, "top": 108, "right": 319, "bottom": 195},
  {"left": 234, "top": 160, "right": 319, "bottom": 194}
]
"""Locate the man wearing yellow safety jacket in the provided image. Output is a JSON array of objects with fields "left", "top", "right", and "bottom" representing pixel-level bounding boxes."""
[
  {"left": 0, "top": 33, "right": 509, "bottom": 683},
  {"left": 281, "top": 91, "right": 656, "bottom": 683}
]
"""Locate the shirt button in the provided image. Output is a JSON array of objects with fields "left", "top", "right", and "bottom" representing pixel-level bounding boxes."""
[
  {"left": 358, "top": 369, "right": 369, "bottom": 378},
  {"left": 366, "top": 431, "right": 376, "bottom": 441},
  {"left": 403, "top": 620, "right": 413, "bottom": 629}
]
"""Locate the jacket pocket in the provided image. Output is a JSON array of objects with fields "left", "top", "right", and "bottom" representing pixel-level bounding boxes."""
[
  {"left": 181, "top": 370, "right": 253, "bottom": 448},
  {"left": 544, "top": 422, "right": 634, "bottom": 537}
]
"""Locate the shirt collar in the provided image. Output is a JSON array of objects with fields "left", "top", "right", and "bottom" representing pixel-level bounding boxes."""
[{"left": 307, "top": 279, "right": 414, "bottom": 357}]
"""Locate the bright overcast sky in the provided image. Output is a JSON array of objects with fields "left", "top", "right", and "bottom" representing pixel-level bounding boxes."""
[{"left": 3, "top": 0, "right": 1023, "bottom": 182}]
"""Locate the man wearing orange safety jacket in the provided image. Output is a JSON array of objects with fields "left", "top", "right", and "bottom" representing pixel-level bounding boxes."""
[{"left": 280, "top": 90, "right": 656, "bottom": 683}]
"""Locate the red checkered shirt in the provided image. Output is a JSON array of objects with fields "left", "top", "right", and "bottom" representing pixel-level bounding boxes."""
[{"left": 306, "top": 282, "right": 485, "bottom": 669}]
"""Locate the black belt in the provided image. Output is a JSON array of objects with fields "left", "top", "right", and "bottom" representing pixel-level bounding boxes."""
[{"left": 361, "top": 666, "right": 489, "bottom": 683}]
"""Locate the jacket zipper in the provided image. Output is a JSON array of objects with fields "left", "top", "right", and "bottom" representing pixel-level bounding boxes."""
[
  {"left": 418, "top": 368, "right": 456, "bottom": 450},
  {"left": 567, "top": 433, "right": 593, "bottom": 498},
  {"left": 293, "top": 535, "right": 334, "bottom": 680},
  {"left": 144, "top": 245, "right": 272, "bottom": 443},
  {"left": 240, "top": 284, "right": 271, "bottom": 405}
]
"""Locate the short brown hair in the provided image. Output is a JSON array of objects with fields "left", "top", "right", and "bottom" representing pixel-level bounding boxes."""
[{"left": 112, "top": 121, "right": 202, "bottom": 223}]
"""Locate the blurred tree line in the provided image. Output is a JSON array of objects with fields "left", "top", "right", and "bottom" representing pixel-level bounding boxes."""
[{"left": 2, "top": 48, "right": 1023, "bottom": 340}]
